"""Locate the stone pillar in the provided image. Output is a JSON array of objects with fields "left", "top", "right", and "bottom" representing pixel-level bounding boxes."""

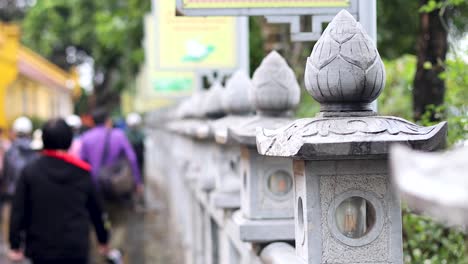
[
  {"left": 199, "top": 81, "right": 244, "bottom": 210},
  {"left": 256, "top": 10, "right": 447, "bottom": 264},
  {"left": 224, "top": 52, "right": 300, "bottom": 243}
]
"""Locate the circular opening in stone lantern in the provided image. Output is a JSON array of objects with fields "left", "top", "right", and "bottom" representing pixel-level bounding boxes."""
[
  {"left": 267, "top": 170, "right": 293, "bottom": 197},
  {"left": 335, "top": 196, "right": 376, "bottom": 239}
]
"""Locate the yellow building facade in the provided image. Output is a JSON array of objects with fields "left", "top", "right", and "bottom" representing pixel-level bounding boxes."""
[{"left": 0, "top": 23, "right": 77, "bottom": 128}]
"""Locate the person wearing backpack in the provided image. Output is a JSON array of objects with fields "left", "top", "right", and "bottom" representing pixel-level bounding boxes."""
[
  {"left": 8, "top": 118, "right": 110, "bottom": 264},
  {"left": 80, "top": 109, "right": 143, "bottom": 260},
  {"left": 0, "top": 116, "right": 37, "bottom": 249}
]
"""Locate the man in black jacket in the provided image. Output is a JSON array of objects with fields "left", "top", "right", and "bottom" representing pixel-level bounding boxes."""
[{"left": 8, "top": 118, "right": 110, "bottom": 264}]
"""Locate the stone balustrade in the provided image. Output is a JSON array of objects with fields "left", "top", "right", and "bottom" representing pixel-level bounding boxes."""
[{"left": 145, "top": 10, "right": 447, "bottom": 264}]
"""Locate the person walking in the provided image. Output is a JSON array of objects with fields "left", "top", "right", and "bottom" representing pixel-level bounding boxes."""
[
  {"left": 1, "top": 117, "right": 36, "bottom": 249},
  {"left": 81, "top": 110, "right": 142, "bottom": 192},
  {"left": 80, "top": 109, "right": 143, "bottom": 262},
  {"left": 0, "top": 127, "right": 10, "bottom": 251},
  {"left": 8, "top": 118, "right": 110, "bottom": 264},
  {"left": 125, "top": 113, "right": 145, "bottom": 181},
  {"left": 0, "top": 128, "right": 11, "bottom": 175}
]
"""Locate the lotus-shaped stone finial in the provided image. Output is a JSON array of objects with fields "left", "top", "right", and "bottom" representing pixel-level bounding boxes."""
[
  {"left": 222, "top": 70, "right": 254, "bottom": 115},
  {"left": 305, "top": 10, "right": 385, "bottom": 112},
  {"left": 252, "top": 51, "right": 300, "bottom": 116},
  {"left": 203, "top": 82, "right": 225, "bottom": 118},
  {"left": 189, "top": 91, "right": 206, "bottom": 118}
]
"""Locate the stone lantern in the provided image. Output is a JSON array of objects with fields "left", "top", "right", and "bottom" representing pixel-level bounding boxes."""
[
  {"left": 223, "top": 51, "right": 301, "bottom": 242},
  {"left": 209, "top": 72, "right": 254, "bottom": 209},
  {"left": 256, "top": 10, "right": 447, "bottom": 263}
]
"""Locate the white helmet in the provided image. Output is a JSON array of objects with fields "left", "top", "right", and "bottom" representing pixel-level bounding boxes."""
[
  {"left": 126, "top": 112, "right": 142, "bottom": 127},
  {"left": 66, "top": 115, "right": 82, "bottom": 129},
  {"left": 12, "top": 116, "right": 33, "bottom": 134}
]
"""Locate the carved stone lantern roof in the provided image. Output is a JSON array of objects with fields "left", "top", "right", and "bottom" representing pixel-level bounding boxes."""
[
  {"left": 221, "top": 51, "right": 301, "bottom": 146},
  {"left": 256, "top": 10, "right": 447, "bottom": 159}
]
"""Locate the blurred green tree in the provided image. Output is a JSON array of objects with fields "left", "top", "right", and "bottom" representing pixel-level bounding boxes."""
[
  {"left": 20, "top": 0, "right": 150, "bottom": 111},
  {"left": 413, "top": 0, "right": 467, "bottom": 121}
]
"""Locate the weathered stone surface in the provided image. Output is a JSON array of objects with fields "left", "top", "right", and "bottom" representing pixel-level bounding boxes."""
[
  {"left": 305, "top": 10, "right": 385, "bottom": 112},
  {"left": 223, "top": 70, "right": 255, "bottom": 115},
  {"left": 390, "top": 145, "right": 468, "bottom": 226},
  {"left": 240, "top": 147, "right": 294, "bottom": 219},
  {"left": 232, "top": 211, "right": 295, "bottom": 242},
  {"left": 210, "top": 144, "right": 242, "bottom": 209},
  {"left": 257, "top": 116, "right": 447, "bottom": 159},
  {"left": 293, "top": 160, "right": 403, "bottom": 264},
  {"left": 252, "top": 51, "right": 300, "bottom": 116}
]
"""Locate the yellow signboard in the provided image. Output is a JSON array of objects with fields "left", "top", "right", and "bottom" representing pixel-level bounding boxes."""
[
  {"left": 157, "top": 0, "right": 238, "bottom": 69},
  {"left": 182, "top": 0, "right": 349, "bottom": 8}
]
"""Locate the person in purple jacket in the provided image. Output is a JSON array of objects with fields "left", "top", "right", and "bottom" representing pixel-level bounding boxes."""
[
  {"left": 80, "top": 109, "right": 143, "bottom": 191},
  {"left": 80, "top": 109, "right": 144, "bottom": 261}
]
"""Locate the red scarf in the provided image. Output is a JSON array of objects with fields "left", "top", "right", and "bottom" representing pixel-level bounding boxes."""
[{"left": 42, "top": 150, "right": 91, "bottom": 172}]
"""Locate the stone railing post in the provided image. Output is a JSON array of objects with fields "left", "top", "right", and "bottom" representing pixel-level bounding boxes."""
[
  {"left": 219, "top": 52, "right": 300, "bottom": 243},
  {"left": 208, "top": 70, "right": 258, "bottom": 264},
  {"left": 256, "top": 10, "right": 447, "bottom": 264}
]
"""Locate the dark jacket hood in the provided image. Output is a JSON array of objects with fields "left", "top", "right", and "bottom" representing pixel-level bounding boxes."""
[{"left": 39, "top": 156, "right": 87, "bottom": 185}]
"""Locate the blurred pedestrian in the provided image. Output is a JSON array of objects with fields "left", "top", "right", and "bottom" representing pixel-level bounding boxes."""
[
  {"left": 0, "top": 127, "right": 11, "bottom": 251},
  {"left": 0, "top": 128, "right": 11, "bottom": 179},
  {"left": 8, "top": 118, "right": 110, "bottom": 264},
  {"left": 125, "top": 113, "right": 146, "bottom": 211},
  {"left": 80, "top": 109, "right": 143, "bottom": 194},
  {"left": 1, "top": 117, "right": 37, "bottom": 248},
  {"left": 66, "top": 114, "right": 83, "bottom": 158},
  {"left": 125, "top": 113, "right": 145, "bottom": 180},
  {"left": 80, "top": 109, "right": 143, "bottom": 262}
]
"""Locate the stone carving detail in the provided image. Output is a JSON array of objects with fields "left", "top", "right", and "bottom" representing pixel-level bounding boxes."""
[
  {"left": 222, "top": 70, "right": 255, "bottom": 115},
  {"left": 305, "top": 10, "right": 385, "bottom": 111},
  {"left": 257, "top": 116, "right": 447, "bottom": 157},
  {"left": 295, "top": 116, "right": 435, "bottom": 137},
  {"left": 203, "top": 82, "right": 225, "bottom": 118},
  {"left": 252, "top": 51, "right": 300, "bottom": 116}
]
